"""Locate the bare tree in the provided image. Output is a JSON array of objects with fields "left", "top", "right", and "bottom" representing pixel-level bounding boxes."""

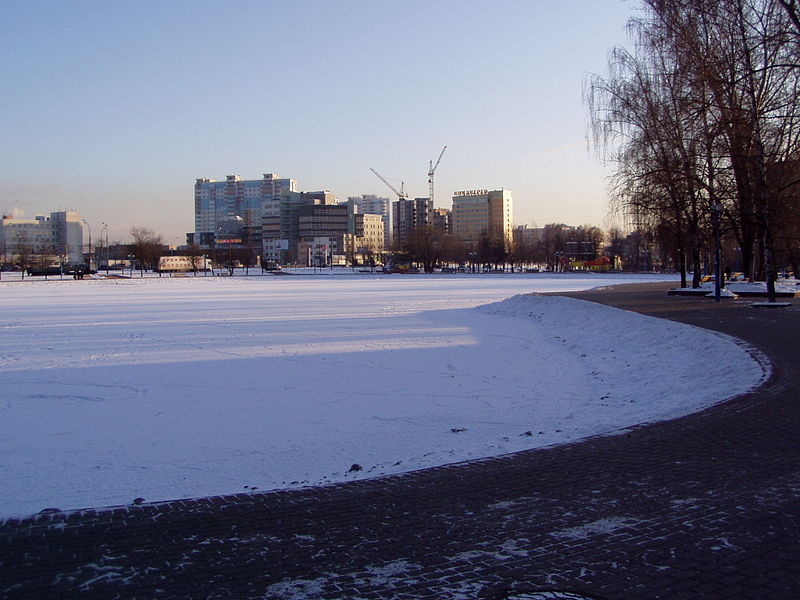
[
  {"left": 439, "top": 234, "right": 466, "bottom": 269},
  {"left": 130, "top": 227, "right": 164, "bottom": 277},
  {"left": 778, "top": 0, "right": 800, "bottom": 34},
  {"left": 586, "top": 32, "right": 707, "bottom": 286},
  {"left": 14, "top": 231, "right": 34, "bottom": 279},
  {"left": 659, "top": 0, "right": 800, "bottom": 298},
  {"left": 406, "top": 226, "right": 442, "bottom": 273},
  {"left": 539, "top": 224, "right": 570, "bottom": 271},
  {"left": 185, "top": 241, "right": 205, "bottom": 275},
  {"left": 587, "top": 0, "right": 800, "bottom": 297},
  {"left": 38, "top": 242, "right": 61, "bottom": 277}
]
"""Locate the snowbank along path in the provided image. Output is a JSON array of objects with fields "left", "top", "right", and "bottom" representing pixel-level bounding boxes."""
[{"left": 0, "top": 273, "right": 766, "bottom": 517}]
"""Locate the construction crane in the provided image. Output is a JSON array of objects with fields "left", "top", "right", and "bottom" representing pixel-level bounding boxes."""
[
  {"left": 428, "top": 145, "right": 447, "bottom": 207},
  {"left": 370, "top": 168, "right": 408, "bottom": 200}
]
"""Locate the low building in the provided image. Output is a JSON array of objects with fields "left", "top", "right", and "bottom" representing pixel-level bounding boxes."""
[
  {"left": 513, "top": 224, "right": 542, "bottom": 251},
  {"left": 342, "top": 213, "right": 385, "bottom": 263},
  {"left": 298, "top": 237, "right": 336, "bottom": 267},
  {"left": 347, "top": 195, "right": 392, "bottom": 248},
  {"left": 0, "top": 210, "right": 83, "bottom": 266}
]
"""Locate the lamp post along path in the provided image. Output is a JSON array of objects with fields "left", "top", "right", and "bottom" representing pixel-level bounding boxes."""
[
  {"left": 82, "top": 219, "right": 92, "bottom": 272},
  {"left": 102, "top": 223, "right": 109, "bottom": 273},
  {"left": 712, "top": 203, "right": 723, "bottom": 303}
]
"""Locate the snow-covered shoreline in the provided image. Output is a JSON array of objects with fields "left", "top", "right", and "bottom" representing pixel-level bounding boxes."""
[{"left": 0, "top": 274, "right": 765, "bottom": 517}]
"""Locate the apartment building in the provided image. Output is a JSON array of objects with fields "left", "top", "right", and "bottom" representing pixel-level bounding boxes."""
[
  {"left": 193, "top": 173, "right": 297, "bottom": 249},
  {"left": 392, "top": 197, "right": 433, "bottom": 248}
]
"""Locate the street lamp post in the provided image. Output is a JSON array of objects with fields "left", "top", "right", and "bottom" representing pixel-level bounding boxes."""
[
  {"left": 102, "top": 223, "right": 109, "bottom": 273},
  {"left": 711, "top": 203, "right": 723, "bottom": 303},
  {"left": 228, "top": 235, "right": 233, "bottom": 276},
  {"left": 82, "top": 219, "right": 92, "bottom": 272}
]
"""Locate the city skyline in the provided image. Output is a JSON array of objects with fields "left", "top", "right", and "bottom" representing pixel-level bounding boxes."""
[{"left": 1, "top": 1, "right": 638, "bottom": 245}]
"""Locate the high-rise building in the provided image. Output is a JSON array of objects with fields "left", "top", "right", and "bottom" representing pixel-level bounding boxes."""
[
  {"left": 413, "top": 197, "right": 433, "bottom": 229},
  {"left": 0, "top": 211, "right": 83, "bottom": 265},
  {"left": 393, "top": 198, "right": 414, "bottom": 248},
  {"left": 451, "top": 189, "right": 513, "bottom": 250},
  {"left": 347, "top": 195, "right": 392, "bottom": 248},
  {"left": 193, "top": 173, "right": 297, "bottom": 248},
  {"left": 392, "top": 197, "right": 433, "bottom": 248}
]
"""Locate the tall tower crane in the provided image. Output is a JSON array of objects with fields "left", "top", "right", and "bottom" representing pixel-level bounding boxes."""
[
  {"left": 370, "top": 168, "right": 408, "bottom": 200},
  {"left": 428, "top": 145, "right": 447, "bottom": 207}
]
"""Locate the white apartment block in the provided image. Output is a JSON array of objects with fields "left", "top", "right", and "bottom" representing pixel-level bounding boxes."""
[{"left": 194, "top": 173, "right": 297, "bottom": 242}]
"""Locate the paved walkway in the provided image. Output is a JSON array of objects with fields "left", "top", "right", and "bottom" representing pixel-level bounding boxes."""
[{"left": 2, "top": 282, "right": 799, "bottom": 599}]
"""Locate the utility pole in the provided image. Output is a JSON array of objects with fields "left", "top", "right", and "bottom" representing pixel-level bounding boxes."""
[{"left": 712, "top": 203, "right": 723, "bottom": 302}]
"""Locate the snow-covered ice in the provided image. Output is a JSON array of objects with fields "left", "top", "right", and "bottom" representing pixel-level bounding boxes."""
[{"left": 0, "top": 273, "right": 766, "bottom": 517}]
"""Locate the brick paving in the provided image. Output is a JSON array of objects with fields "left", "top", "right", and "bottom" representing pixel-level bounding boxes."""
[{"left": 1, "top": 282, "right": 799, "bottom": 599}]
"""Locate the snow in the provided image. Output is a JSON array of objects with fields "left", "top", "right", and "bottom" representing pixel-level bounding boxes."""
[
  {"left": 550, "top": 517, "right": 642, "bottom": 540},
  {"left": 706, "top": 289, "right": 739, "bottom": 298},
  {"left": 0, "top": 273, "right": 766, "bottom": 518},
  {"left": 672, "top": 279, "right": 799, "bottom": 295}
]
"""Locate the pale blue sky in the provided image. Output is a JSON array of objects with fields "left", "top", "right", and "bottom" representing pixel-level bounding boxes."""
[{"left": 1, "top": 0, "right": 637, "bottom": 244}]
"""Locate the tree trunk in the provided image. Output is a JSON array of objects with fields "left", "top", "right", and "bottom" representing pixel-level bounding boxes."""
[
  {"left": 677, "top": 242, "right": 687, "bottom": 288},
  {"left": 691, "top": 224, "right": 703, "bottom": 288}
]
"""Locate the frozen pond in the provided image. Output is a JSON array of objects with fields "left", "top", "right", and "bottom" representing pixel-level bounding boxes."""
[{"left": 0, "top": 273, "right": 766, "bottom": 517}]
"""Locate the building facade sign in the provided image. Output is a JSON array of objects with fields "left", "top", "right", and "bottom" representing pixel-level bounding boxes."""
[{"left": 453, "top": 189, "right": 488, "bottom": 197}]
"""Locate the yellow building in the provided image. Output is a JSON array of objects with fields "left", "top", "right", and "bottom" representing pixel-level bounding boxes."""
[
  {"left": 358, "top": 213, "right": 385, "bottom": 255},
  {"left": 341, "top": 213, "right": 384, "bottom": 264},
  {"left": 451, "top": 189, "right": 513, "bottom": 250}
]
